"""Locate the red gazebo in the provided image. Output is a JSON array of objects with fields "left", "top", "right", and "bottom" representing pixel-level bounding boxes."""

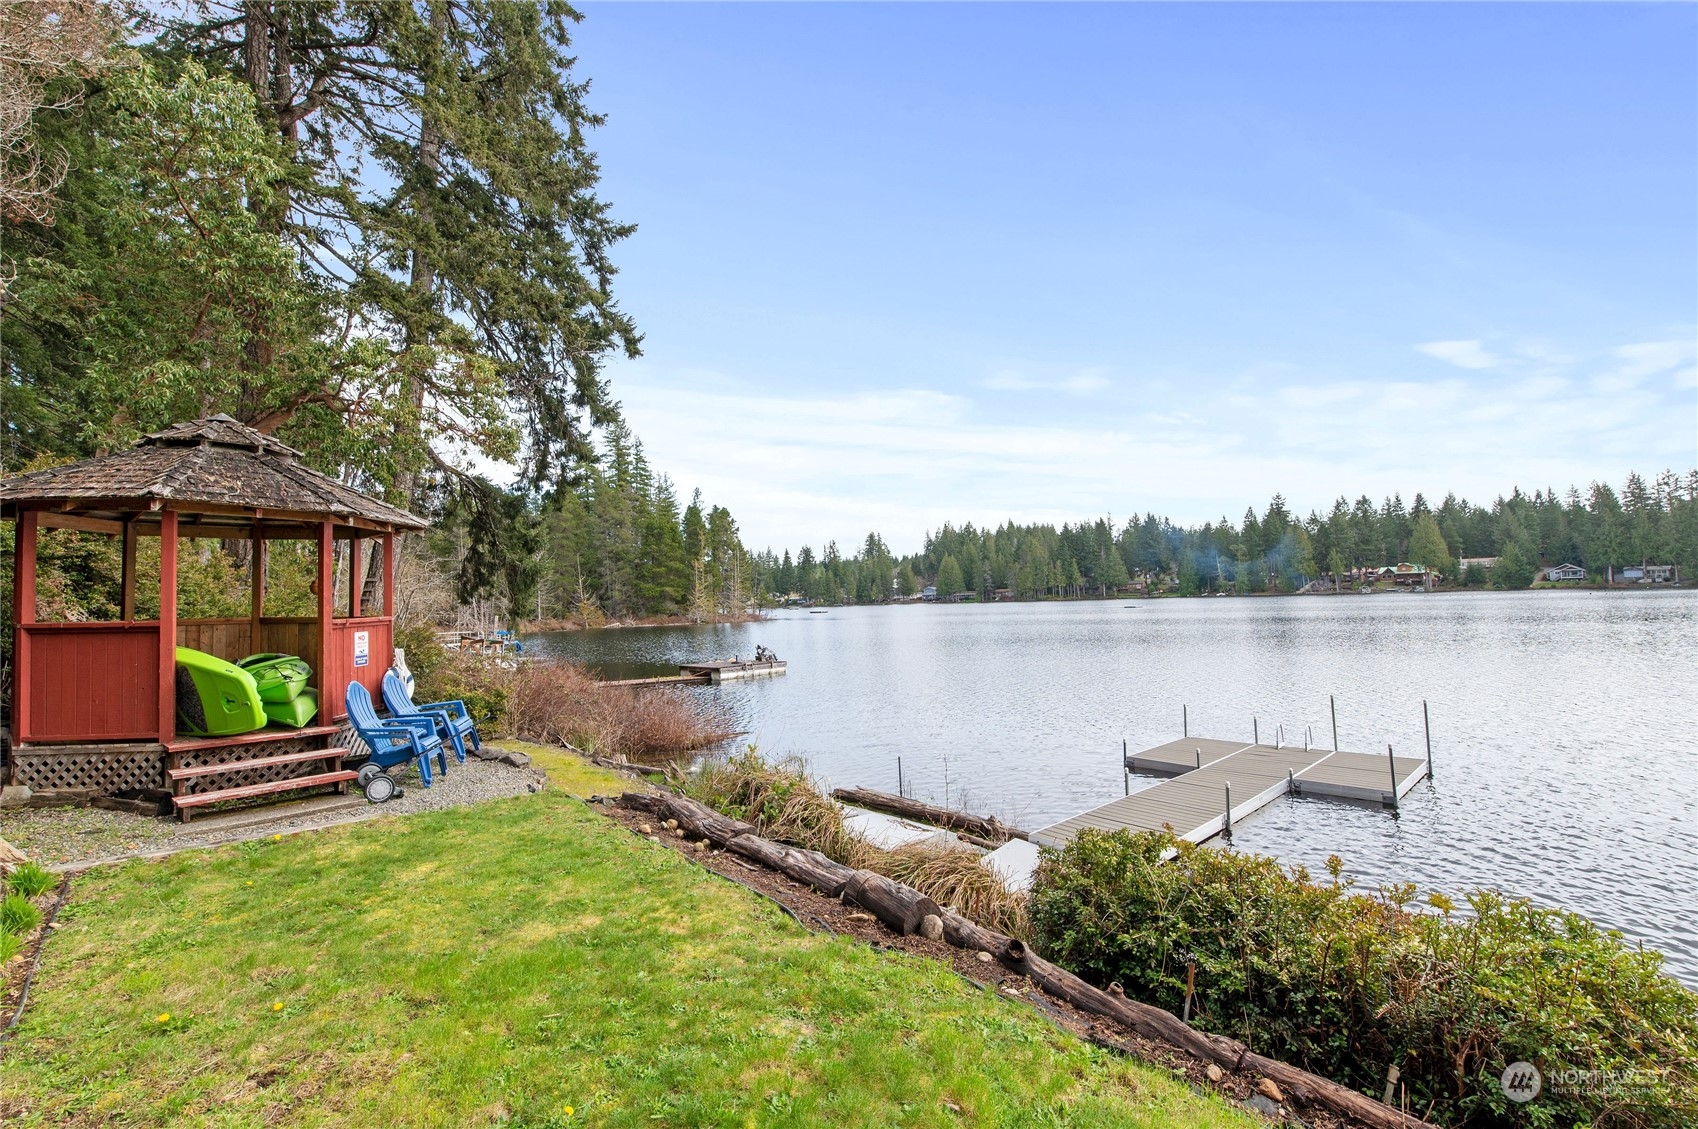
[{"left": 2, "top": 416, "right": 427, "bottom": 816}]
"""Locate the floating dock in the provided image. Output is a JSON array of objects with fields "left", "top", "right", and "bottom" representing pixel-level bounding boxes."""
[
  {"left": 680, "top": 659, "right": 786, "bottom": 683},
  {"left": 600, "top": 658, "right": 788, "bottom": 688},
  {"left": 1029, "top": 736, "right": 1428, "bottom": 849}
]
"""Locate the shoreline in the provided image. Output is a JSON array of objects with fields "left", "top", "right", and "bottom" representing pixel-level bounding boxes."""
[{"left": 519, "top": 611, "right": 771, "bottom": 632}]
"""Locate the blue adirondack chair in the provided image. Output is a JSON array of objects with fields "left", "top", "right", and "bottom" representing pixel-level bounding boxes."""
[
  {"left": 345, "top": 681, "right": 445, "bottom": 800},
  {"left": 381, "top": 669, "right": 479, "bottom": 764}
]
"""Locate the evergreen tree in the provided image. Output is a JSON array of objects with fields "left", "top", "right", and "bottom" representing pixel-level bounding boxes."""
[
  {"left": 1408, "top": 513, "right": 1455, "bottom": 579},
  {"left": 935, "top": 555, "right": 964, "bottom": 597},
  {"left": 1492, "top": 540, "right": 1535, "bottom": 588}
]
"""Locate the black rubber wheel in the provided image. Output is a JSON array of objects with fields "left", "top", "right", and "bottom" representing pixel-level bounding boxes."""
[
  {"left": 363, "top": 773, "right": 397, "bottom": 803},
  {"left": 356, "top": 762, "right": 382, "bottom": 788}
]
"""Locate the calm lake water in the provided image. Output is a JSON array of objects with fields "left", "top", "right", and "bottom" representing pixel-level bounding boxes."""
[{"left": 526, "top": 591, "right": 1698, "bottom": 984}]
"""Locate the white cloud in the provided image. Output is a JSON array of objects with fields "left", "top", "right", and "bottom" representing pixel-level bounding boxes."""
[
  {"left": 601, "top": 335, "right": 1694, "bottom": 553},
  {"left": 1417, "top": 339, "right": 1501, "bottom": 370},
  {"left": 1589, "top": 340, "right": 1695, "bottom": 394},
  {"left": 983, "top": 368, "right": 1111, "bottom": 394}
]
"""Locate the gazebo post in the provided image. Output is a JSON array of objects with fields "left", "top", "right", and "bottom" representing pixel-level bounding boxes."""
[
  {"left": 349, "top": 534, "right": 362, "bottom": 618},
  {"left": 382, "top": 533, "right": 395, "bottom": 618},
  {"left": 317, "top": 520, "right": 334, "bottom": 698},
  {"left": 157, "top": 510, "right": 178, "bottom": 745},
  {"left": 13, "top": 509, "right": 39, "bottom": 742},
  {"left": 249, "top": 533, "right": 266, "bottom": 653},
  {"left": 120, "top": 518, "right": 137, "bottom": 621}
]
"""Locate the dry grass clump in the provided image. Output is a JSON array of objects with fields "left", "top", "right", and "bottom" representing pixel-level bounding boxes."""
[
  {"left": 678, "top": 749, "right": 1030, "bottom": 938},
  {"left": 879, "top": 843, "right": 1030, "bottom": 939},
  {"left": 675, "top": 750, "right": 865, "bottom": 863}
]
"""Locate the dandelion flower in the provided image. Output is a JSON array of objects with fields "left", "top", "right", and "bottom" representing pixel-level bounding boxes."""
[
  {"left": 156, "top": 1013, "right": 170, "bottom": 1023},
  {"left": 272, "top": 1001, "right": 283, "bottom": 1012},
  {"left": 272, "top": 835, "right": 282, "bottom": 841},
  {"left": 564, "top": 1107, "right": 574, "bottom": 1118}
]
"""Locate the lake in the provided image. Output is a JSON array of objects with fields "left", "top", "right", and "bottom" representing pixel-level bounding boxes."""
[{"left": 525, "top": 590, "right": 1698, "bottom": 984}]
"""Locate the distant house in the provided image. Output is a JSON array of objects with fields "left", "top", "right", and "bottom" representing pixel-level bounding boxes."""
[
  {"left": 1644, "top": 564, "right": 1677, "bottom": 583},
  {"left": 1376, "top": 563, "right": 1433, "bottom": 587},
  {"left": 1458, "top": 556, "right": 1499, "bottom": 573},
  {"left": 921, "top": 585, "right": 938, "bottom": 602},
  {"left": 1620, "top": 567, "right": 1644, "bottom": 582},
  {"left": 992, "top": 588, "right": 1014, "bottom": 601},
  {"left": 1545, "top": 563, "right": 1586, "bottom": 582}
]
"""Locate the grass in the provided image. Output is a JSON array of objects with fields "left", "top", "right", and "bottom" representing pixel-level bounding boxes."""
[{"left": 0, "top": 751, "right": 1253, "bottom": 1129}]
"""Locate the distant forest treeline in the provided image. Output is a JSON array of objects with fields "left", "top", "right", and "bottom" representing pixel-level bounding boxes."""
[
  {"left": 490, "top": 465, "right": 1698, "bottom": 620},
  {"left": 754, "top": 469, "right": 1698, "bottom": 605}
]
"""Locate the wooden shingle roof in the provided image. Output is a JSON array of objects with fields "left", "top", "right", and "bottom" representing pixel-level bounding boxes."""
[{"left": 0, "top": 416, "right": 427, "bottom": 530}]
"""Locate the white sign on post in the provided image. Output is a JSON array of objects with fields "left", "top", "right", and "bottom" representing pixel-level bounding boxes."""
[{"left": 353, "top": 630, "right": 370, "bottom": 668}]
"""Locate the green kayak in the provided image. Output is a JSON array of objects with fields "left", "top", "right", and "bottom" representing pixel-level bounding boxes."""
[
  {"left": 261, "top": 687, "right": 319, "bottom": 728},
  {"left": 238, "top": 653, "right": 312, "bottom": 704},
  {"left": 175, "top": 647, "right": 267, "bottom": 737}
]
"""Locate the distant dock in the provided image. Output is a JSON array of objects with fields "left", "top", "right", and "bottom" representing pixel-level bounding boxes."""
[
  {"left": 602, "top": 658, "right": 788, "bottom": 687},
  {"left": 680, "top": 659, "right": 787, "bottom": 683},
  {"left": 1030, "top": 735, "right": 1428, "bottom": 848}
]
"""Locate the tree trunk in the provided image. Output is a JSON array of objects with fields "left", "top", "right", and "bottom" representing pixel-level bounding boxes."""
[{"left": 243, "top": 3, "right": 269, "bottom": 99}]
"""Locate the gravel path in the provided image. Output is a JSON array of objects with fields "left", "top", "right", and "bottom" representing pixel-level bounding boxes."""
[{"left": 4, "top": 753, "right": 547, "bottom": 870}]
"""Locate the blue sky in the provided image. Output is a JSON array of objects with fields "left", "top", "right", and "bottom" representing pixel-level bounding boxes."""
[{"left": 567, "top": 2, "right": 1697, "bottom": 554}]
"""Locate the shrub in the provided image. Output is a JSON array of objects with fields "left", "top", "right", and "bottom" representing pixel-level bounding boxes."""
[
  {"left": 1, "top": 892, "right": 42, "bottom": 937},
  {"left": 1029, "top": 829, "right": 1698, "bottom": 1128},
  {"left": 5, "top": 861, "right": 54, "bottom": 900},
  {"left": 416, "top": 652, "right": 512, "bottom": 731},
  {"left": 0, "top": 930, "right": 22, "bottom": 964},
  {"left": 499, "top": 658, "right": 736, "bottom": 758}
]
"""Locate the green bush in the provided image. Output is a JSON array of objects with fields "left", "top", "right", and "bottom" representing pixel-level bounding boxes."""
[
  {"left": 1030, "top": 830, "right": 1697, "bottom": 1128},
  {"left": 1, "top": 892, "right": 42, "bottom": 936},
  {"left": 5, "top": 861, "right": 54, "bottom": 900},
  {"left": 0, "top": 929, "right": 23, "bottom": 964}
]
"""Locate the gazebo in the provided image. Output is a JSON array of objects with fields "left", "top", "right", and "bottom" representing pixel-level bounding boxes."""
[{"left": 2, "top": 416, "right": 428, "bottom": 817}]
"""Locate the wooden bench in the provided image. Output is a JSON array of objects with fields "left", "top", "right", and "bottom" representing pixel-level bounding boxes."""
[{"left": 168, "top": 745, "right": 356, "bottom": 823}]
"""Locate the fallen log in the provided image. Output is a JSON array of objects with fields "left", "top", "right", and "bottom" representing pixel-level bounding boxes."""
[
  {"left": 593, "top": 755, "right": 668, "bottom": 777},
  {"left": 726, "top": 835, "right": 857, "bottom": 897},
  {"left": 940, "top": 909, "right": 1427, "bottom": 1128},
  {"left": 656, "top": 793, "right": 757, "bottom": 847},
  {"left": 830, "top": 786, "right": 1029, "bottom": 842},
  {"left": 841, "top": 869, "right": 943, "bottom": 936},
  {"left": 617, "top": 791, "right": 761, "bottom": 847}
]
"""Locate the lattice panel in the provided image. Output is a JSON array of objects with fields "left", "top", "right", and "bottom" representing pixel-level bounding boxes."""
[
  {"left": 14, "top": 750, "right": 165, "bottom": 793},
  {"left": 335, "top": 722, "right": 370, "bottom": 761},
  {"left": 175, "top": 738, "right": 340, "bottom": 796}
]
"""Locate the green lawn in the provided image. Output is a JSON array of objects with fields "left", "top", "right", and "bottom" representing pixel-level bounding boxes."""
[{"left": 1, "top": 748, "right": 1253, "bottom": 1129}]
